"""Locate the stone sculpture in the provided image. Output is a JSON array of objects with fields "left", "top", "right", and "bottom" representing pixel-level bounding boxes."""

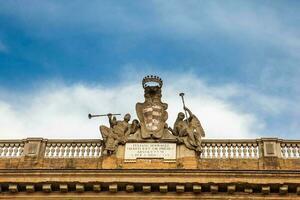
[
  {"left": 136, "top": 75, "right": 170, "bottom": 139},
  {"left": 169, "top": 106, "right": 205, "bottom": 153},
  {"left": 91, "top": 75, "right": 205, "bottom": 155},
  {"left": 99, "top": 113, "right": 131, "bottom": 155}
]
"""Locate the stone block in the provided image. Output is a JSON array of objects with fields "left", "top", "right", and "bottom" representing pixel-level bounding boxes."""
[
  {"left": 126, "top": 185, "right": 134, "bottom": 193},
  {"left": 59, "top": 184, "right": 68, "bottom": 193},
  {"left": 109, "top": 184, "right": 118, "bottom": 193},
  {"left": 9, "top": 184, "right": 18, "bottom": 193},
  {"left": 244, "top": 188, "right": 253, "bottom": 194},
  {"left": 76, "top": 183, "right": 84, "bottom": 192},
  {"left": 262, "top": 186, "right": 270, "bottom": 194},
  {"left": 279, "top": 185, "right": 288, "bottom": 195},
  {"left": 227, "top": 185, "right": 236, "bottom": 194},
  {"left": 176, "top": 185, "right": 185, "bottom": 193},
  {"left": 193, "top": 185, "right": 201, "bottom": 193},
  {"left": 297, "top": 186, "right": 300, "bottom": 195},
  {"left": 159, "top": 185, "right": 168, "bottom": 193},
  {"left": 42, "top": 184, "right": 52, "bottom": 193},
  {"left": 143, "top": 185, "right": 151, "bottom": 193},
  {"left": 210, "top": 185, "right": 218, "bottom": 194},
  {"left": 26, "top": 184, "right": 35, "bottom": 193},
  {"left": 93, "top": 184, "right": 101, "bottom": 192}
]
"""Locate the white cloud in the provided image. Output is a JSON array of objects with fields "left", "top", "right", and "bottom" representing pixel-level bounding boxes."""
[{"left": 0, "top": 75, "right": 263, "bottom": 139}]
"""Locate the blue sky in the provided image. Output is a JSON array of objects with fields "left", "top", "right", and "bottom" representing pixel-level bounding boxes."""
[{"left": 0, "top": 1, "right": 299, "bottom": 139}]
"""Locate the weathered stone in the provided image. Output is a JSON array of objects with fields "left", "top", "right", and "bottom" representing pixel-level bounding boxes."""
[
  {"left": 42, "top": 184, "right": 52, "bottom": 193},
  {"left": 193, "top": 185, "right": 201, "bottom": 193},
  {"left": 76, "top": 183, "right": 84, "bottom": 192},
  {"left": 297, "top": 186, "right": 300, "bottom": 195},
  {"left": 126, "top": 185, "right": 134, "bottom": 192},
  {"left": 176, "top": 185, "right": 185, "bottom": 193},
  {"left": 262, "top": 186, "right": 270, "bottom": 194},
  {"left": 93, "top": 184, "right": 101, "bottom": 192},
  {"left": 59, "top": 184, "right": 68, "bottom": 193},
  {"left": 9, "top": 184, "right": 18, "bottom": 193},
  {"left": 109, "top": 184, "right": 118, "bottom": 193},
  {"left": 26, "top": 184, "right": 35, "bottom": 193},
  {"left": 227, "top": 185, "right": 236, "bottom": 194},
  {"left": 159, "top": 185, "right": 168, "bottom": 193},
  {"left": 244, "top": 188, "right": 253, "bottom": 194},
  {"left": 210, "top": 185, "right": 218, "bottom": 194},
  {"left": 143, "top": 185, "right": 151, "bottom": 193},
  {"left": 279, "top": 185, "right": 288, "bottom": 195}
]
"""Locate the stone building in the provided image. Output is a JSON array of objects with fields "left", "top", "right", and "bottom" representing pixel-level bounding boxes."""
[{"left": 0, "top": 76, "right": 299, "bottom": 199}]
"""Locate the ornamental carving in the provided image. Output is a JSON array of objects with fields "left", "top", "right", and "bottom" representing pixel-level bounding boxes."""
[{"left": 89, "top": 75, "right": 205, "bottom": 155}]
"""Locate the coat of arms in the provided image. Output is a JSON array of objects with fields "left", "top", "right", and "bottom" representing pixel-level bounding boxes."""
[
  {"left": 136, "top": 75, "right": 168, "bottom": 139},
  {"left": 90, "top": 75, "right": 205, "bottom": 155}
]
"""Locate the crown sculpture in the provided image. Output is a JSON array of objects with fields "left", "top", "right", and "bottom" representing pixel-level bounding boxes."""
[{"left": 90, "top": 75, "right": 205, "bottom": 160}]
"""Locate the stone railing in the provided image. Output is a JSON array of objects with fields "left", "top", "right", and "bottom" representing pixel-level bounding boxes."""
[
  {"left": 44, "top": 139, "right": 102, "bottom": 158},
  {"left": 0, "top": 140, "right": 24, "bottom": 158},
  {"left": 0, "top": 138, "right": 299, "bottom": 160},
  {"left": 200, "top": 139, "right": 259, "bottom": 159},
  {"left": 281, "top": 140, "right": 300, "bottom": 159}
]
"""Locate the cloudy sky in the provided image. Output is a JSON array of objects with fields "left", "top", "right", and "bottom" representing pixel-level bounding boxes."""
[{"left": 0, "top": 1, "right": 299, "bottom": 139}]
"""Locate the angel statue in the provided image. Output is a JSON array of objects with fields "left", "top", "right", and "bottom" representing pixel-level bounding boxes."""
[
  {"left": 99, "top": 113, "right": 131, "bottom": 155},
  {"left": 169, "top": 105, "right": 205, "bottom": 153}
]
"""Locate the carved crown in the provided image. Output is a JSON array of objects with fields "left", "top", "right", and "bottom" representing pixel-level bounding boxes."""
[{"left": 142, "top": 75, "right": 163, "bottom": 89}]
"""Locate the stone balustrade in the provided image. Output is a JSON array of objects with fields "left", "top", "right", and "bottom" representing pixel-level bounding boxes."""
[
  {"left": 0, "top": 138, "right": 299, "bottom": 160},
  {"left": 44, "top": 139, "right": 102, "bottom": 158},
  {"left": 281, "top": 140, "right": 300, "bottom": 158},
  {"left": 0, "top": 140, "right": 24, "bottom": 158},
  {"left": 200, "top": 139, "right": 259, "bottom": 159}
]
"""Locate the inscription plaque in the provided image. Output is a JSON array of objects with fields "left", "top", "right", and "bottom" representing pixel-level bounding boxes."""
[{"left": 124, "top": 143, "right": 176, "bottom": 160}]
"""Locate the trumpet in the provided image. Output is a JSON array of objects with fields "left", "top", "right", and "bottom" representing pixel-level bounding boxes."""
[{"left": 88, "top": 113, "right": 121, "bottom": 119}]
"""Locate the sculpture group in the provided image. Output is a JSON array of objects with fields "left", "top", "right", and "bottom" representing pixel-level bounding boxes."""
[{"left": 93, "top": 75, "right": 205, "bottom": 155}]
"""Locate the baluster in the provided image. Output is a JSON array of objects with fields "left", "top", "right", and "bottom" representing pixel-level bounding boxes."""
[
  {"left": 297, "top": 144, "right": 300, "bottom": 158},
  {"left": 4, "top": 144, "right": 9, "bottom": 157},
  {"left": 221, "top": 143, "right": 227, "bottom": 158},
  {"left": 86, "top": 143, "right": 91, "bottom": 157},
  {"left": 203, "top": 143, "right": 208, "bottom": 158},
  {"left": 19, "top": 143, "right": 24, "bottom": 156},
  {"left": 50, "top": 144, "right": 56, "bottom": 157},
  {"left": 207, "top": 143, "right": 212, "bottom": 158},
  {"left": 253, "top": 143, "right": 258, "bottom": 158},
  {"left": 96, "top": 143, "right": 101, "bottom": 157},
  {"left": 0, "top": 144, "right": 3, "bottom": 157},
  {"left": 237, "top": 144, "right": 242, "bottom": 158},
  {"left": 76, "top": 144, "right": 81, "bottom": 157},
  {"left": 61, "top": 143, "right": 66, "bottom": 157},
  {"left": 7, "top": 144, "right": 13, "bottom": 157},
  {"left": 249, "top": 144, "right": 254, "bottom": 158},
  {"left": 280, "top": 144, "right": 285, "bottom": 158},
  {"left": 91, "top": 143, "right": 96, "bottom": 157},
  {"left": 45, "top": 144, "right": 51, "bottom": 157},
  {"left": 292, "top": 144, "right": 297, "bottom": 158},
  {"left": 216, "top": 144, "right": 221, "bottom": 158},
  {"left": 286, "top": 144, "right": 291, "bottom": 158},
  {"left": 211, "top": 143, "right": 216, "bottom": 158},
  {"left": 81, "top": 144, "right": 87, "bottom": 158},
  {"left": 232, "top": 144, "right": 237, "bottom": 158},
  {"left": 241, "top": 143, "right": 247, "bottom": 158},
  {"left": 246, "top": 143, "right": 252, "bottom": 158},
  {"left": 55, "top": 143, "right": 61, "bottom": 157},
  {"left": 66, "top": 144, "right": 71, "bottom": 157},
  {"left": 227, "top": 143, "right": 233, "bottom": 158},
  {"left": 71, "top": 144, "right": 76, "bottom": 157},
  {"left": 13, "top": 144, "right": 19, "bottom": 157}
]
